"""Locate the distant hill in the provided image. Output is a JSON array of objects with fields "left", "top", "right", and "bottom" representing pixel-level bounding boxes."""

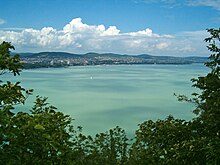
[
  {"left": 13, "top": 52, "right": 34, "bottom": 57},
  {"left": 137, "top": 54, "right": 156, "bottom": 59},
  {"left": 184, "top": 56, "right": 209, "bottom": 63},
  {"left": 20, "top": 52, "right": 81, "bottom": 58},
  {"left": 19, "top": 51, "right": 208, "bottom": 62},
  {"left": 83, "top": 52, "right": 127, "bottom": 58},
  {"left": 17, "top": 51, "right": 208, "bottom": 69}
]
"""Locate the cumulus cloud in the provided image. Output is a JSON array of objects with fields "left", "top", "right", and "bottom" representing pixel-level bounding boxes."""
[
  {"left": 0, "top": 18, "right": 209, "bottom": 56},
  {"left": 129, "top": 28, "right": 155, "bottom": 36},
  {"left": 62, "top": 18, "right": 120, "bottom": 36}
]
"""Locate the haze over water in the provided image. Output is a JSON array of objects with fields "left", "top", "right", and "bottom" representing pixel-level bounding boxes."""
[{"left": 4, "top": 64, "right": 209, "bottom": 136}]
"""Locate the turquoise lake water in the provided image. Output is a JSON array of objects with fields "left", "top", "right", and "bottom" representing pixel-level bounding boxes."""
[{"left": 3, "top": 64, "right": 209, "bottom": 136}]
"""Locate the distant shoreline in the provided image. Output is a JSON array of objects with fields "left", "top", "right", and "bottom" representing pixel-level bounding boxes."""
[
  {"left": 22, "top": 61, "right": 205, "bottom": 70},
  {"left": 19, "top": 52, "right": 208, "bottom": 69}
]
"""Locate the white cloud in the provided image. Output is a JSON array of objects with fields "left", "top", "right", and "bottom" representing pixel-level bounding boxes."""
[
  {"left": 129, "top": 28, "right": 155, "bottom": 36},
  {"left": 188, "top": 0, "right": 220, "bottom": 10},
  {"left": 0, "top": 18, "right": 6, "bottom": 25},
  {"left": 102, "top": 26, "right": 120, "bottom": 36},
  {"left": 0, "top": 18, "right": 210, "bottom": 56},
  {"left": 156, "top": 42, "right": 169, "bottom": 49},
  {"left": 63, "top": 18, "right": 120, "bottom": 36},
  {"left": 63, "top": 18, "right": 89, "bottom": 33},
  {"left": 135, "top": 0, "right": 220, "bottom": 10}
]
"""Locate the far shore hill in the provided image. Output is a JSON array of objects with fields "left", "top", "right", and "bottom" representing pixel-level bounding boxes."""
[{"left": 15, "top": 52, "right": 208, "bottom": 69}]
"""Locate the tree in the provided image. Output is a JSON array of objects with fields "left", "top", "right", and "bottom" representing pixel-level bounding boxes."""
[
  {"left": 0, "top": 41, "right": 33, "bottom": 163},
  {"left": 88, "top": 126, "right": 129, "bottom": 165},
  {"left": 64, "top": 126, "right": 129, "bottom": 165},
  {"left": 190, "top": 28, "right": 220, "bottom": 164},
  {"left": 0, "top": 41, "right": 32, "bottom": 111}
]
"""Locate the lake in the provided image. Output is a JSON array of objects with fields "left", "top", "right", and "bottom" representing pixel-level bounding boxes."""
[{"left": 3, "top": 64, "right": 209, "bottom": 136}]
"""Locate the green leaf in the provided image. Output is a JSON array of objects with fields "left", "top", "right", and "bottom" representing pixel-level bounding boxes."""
[{"left": 34, "top": 124, "right": 45, "bottom": 130}]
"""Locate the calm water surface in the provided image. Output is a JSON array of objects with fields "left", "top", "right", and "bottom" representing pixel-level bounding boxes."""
[{"left": 4, "top": 64, "right": 209, "bottom": 136}]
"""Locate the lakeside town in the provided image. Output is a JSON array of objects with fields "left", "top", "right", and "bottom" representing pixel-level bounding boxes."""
[{"left": 20, "top": 52, "right": 208, "bottom": 69}]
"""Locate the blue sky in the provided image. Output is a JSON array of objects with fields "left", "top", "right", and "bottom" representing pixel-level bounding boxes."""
[{"left": 0, "top": 0, "right": 219, "bottom": 56}]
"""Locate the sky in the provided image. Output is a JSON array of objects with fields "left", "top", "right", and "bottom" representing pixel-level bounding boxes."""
[{"left": 0, "top": 0, "right": 219, "bottom": 56}]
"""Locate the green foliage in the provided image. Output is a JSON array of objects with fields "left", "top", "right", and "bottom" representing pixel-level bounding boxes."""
[
  {"left": 0, "top": 41, "right": 33, "bottom": 113},
  {"left": 0, "top": 81, "right": 33, "bottom": 109},
  {"left": 0, "top": 41, "right": 23, "bottom": 76},
  {"left": 1, "top": 97, "right": 75, "bottom": 164},
  {"left": 130, "top": 116, "right": 190, "bottom": 164},
  {"left": 191, "top": 28, "right": 220, "bottom": 164},
  {"left": 61, "top": 126, "right": 129, "bottom": 165},
  {"left": 129, "top": 116, "right": 212, "bottom": 165},
  {"left": 88, "top": 126, "right": 129, "bottom": 165}
]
